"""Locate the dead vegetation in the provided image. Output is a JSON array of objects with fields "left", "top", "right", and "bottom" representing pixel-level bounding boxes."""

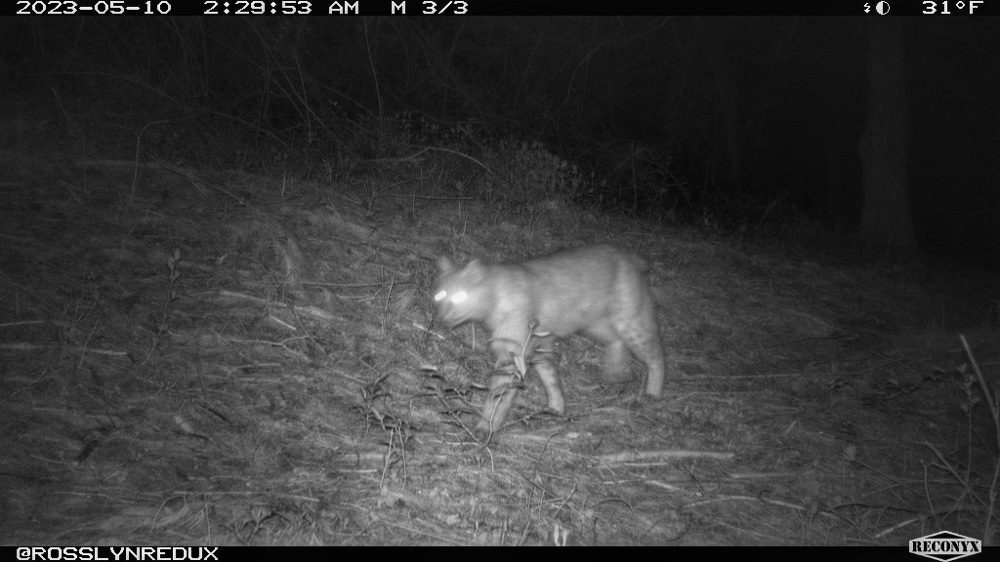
[{"left": 1, "top": 122, "right": 998, "bottom": 546}]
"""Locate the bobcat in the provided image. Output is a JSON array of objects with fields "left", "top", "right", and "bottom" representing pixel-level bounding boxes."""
[{"left": 434, "top": 245, "right": 665, "bottom": 437}]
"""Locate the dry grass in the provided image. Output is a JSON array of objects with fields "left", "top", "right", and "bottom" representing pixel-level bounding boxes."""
[{"left": 1, "top": 129, "right": 998, "bottom": 545}]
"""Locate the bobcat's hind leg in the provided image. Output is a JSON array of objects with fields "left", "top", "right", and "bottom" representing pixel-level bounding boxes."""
[{"left": 631, "top": 337, "right": 665, "bottom": 398}]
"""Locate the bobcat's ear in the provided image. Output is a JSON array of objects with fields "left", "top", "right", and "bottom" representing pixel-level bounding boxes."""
[
  {"left": 437, "top": 256, "right": 455, "bottom": 274},
  {"left": 465, "top": 259, "right": 485, "bottom": 280}
]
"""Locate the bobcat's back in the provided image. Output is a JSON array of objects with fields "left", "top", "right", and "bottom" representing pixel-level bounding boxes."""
[
  {"left": 435, "top": 245, "right": 649, "bottom": 334},
  {"left": 516, "top": 245, "right": 651, "bottom": 337}
]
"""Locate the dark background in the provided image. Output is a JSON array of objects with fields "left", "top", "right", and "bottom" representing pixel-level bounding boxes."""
[{"left": 1, "top": 15, "right": 997, "bottom": 264}]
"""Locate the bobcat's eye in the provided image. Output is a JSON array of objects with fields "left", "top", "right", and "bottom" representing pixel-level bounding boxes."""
[
  {"left": 451, "top": 291, "right": 468, "bottom": 304},
  {"left": 434, "top": 290, "right": 447, "bottom": 302}
]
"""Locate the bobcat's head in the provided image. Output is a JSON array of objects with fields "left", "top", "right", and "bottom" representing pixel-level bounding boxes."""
[{"left": 434, "top": 257, "right": 489, "bottom": 328}]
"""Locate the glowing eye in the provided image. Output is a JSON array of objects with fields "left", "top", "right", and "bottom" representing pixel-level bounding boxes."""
[
  {"left": 451, "top": 291, "right": 468, "bottom": 304},
  {"left": 434, "top": 290, "right": 447, "bottom": 302}
]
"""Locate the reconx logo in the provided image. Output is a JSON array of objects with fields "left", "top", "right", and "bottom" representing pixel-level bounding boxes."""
[{"left": 909, "top": 531, "right": 982, "bottom": 561}]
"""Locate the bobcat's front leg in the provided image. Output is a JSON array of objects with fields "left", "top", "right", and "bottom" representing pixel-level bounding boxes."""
[
  {"left": 475, "top": 371, "right": 519, "bottom": 438},
  {"left": 474, "top": 332, "right": 531, "bottom": 439},
  {"left": 532, "top": 345, "right": 565, "bottom": 415}
]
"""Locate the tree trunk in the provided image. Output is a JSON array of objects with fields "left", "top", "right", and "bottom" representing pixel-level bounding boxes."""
[
  {"left": 697, "top": 17, "right": 741, "bottom": 193},
  {"left": 858, "top": 17, "right": 916, "bottom": 252}
]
